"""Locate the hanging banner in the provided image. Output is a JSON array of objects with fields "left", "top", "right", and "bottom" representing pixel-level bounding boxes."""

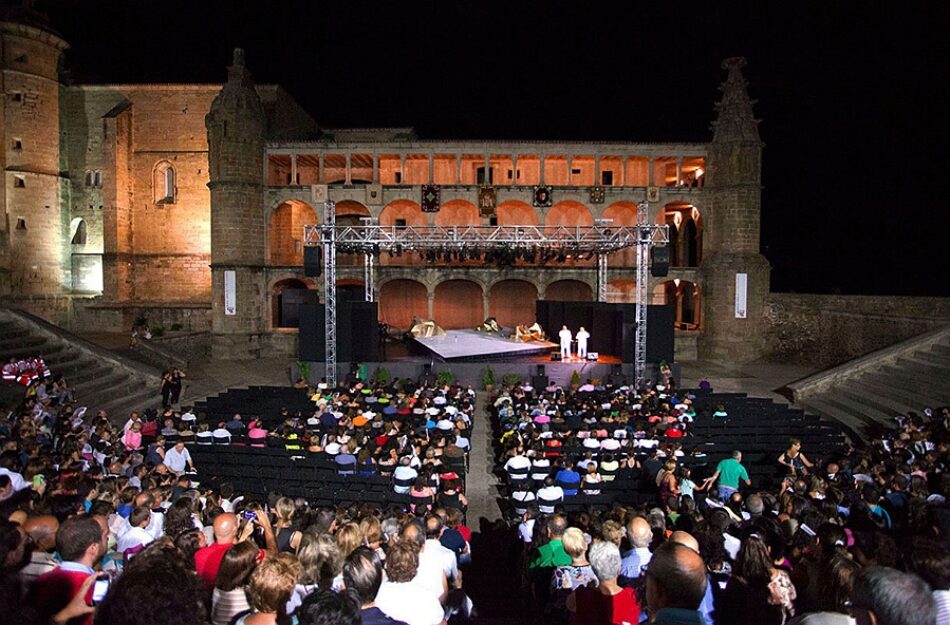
[
  {"left": 735, "top": 273, "right": 748, "bottom": 319},
  {"left": 224, "top": 270, "right": 236, "bottom": 316}
]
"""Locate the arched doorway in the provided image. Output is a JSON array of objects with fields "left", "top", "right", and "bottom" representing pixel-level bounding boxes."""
[
  {"left": 269, "top": 200, "right": 317, "bottom": 265},
  {"left": 271, "top": 278, "right": 314, "bottom": 329},
  {"left": 434, "top": 200, "right": 481, "bottom": 226},
  {"left": 434, "top": 280, "right": 483, "bottom": 329},
  {"left": 653, "top": 280, "right": 701, "bottom": 329},
  {"left": 496, "top": 200, "right": 538, "bottom": 226},
  {"left": 663, "top": 203, "right": 702, "bottom": 267},
  {"left": 546, "top": 279, "right": 593, "bottom": 302},
  {"left": 489, "top": 280, "right": 538, "bottom": 328},
  {"left": 379, "top": 279, "right": 428, "bottom": 330}
]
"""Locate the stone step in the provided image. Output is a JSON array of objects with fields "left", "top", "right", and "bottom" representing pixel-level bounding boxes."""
[
  {"left": 0, "top": 335, "right": 53, "bottom": 354},
  {"left": 900, "top": 354, "right": 950, "bottom": 375},
  {"left": 800, "top": 399, "right": 874, "bottom": 439},
  {"left": 819, "top": 393, "right": 892, "bottom": 428},
  {"left": 874, "top": 366, "right": 950, "bottom": 397},
  {"left": 99, "top": 384, "right": 158, "bottom": 416},
  {"left": 74, "top": 371, "right": 134, "bottom": 397},
  {"left": 837, "top": 384, "right": 912, "bottom": 418},
  {"left": 932, "top": 343, "right": 950, "bottom": 357},
  {"left": 861, "top": 372, "right": 950, "bottom": 406},
  {"left": 902, "top": 351, "right": 950, "bottom": 372}
]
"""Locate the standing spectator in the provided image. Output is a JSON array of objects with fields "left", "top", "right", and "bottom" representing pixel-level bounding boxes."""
[
  {"left": 907, "top": 540, "right": 950, "bottom": 625},
  {"left": 26, "top": 516, "right": 107, "bottom": 625},
  {"left": 169, "top": 368, "right": 186, "bottom": 406},
  {"left": 530, "top": 514, "right": 572, "bottom": 570},
  {"left": 20, "top": 515, "right": 59, "bottom": 586},
  {"left": 235, "top": 553, "right": 300, "bottom": 625},
  {"left": 702, "top": 451, "right": 750, "bottom": 500},
  {"left": 159, "top": 371, "right": 173, "bottom": 410},
  {"left": 620, "top": 517, "right": 653, "bottom": 582},
  {"left": 567, "top": 541, "right": 640, "bottom": 625},
  {"left": 211, "top": 541, "right": 259, "bottom": 625}
]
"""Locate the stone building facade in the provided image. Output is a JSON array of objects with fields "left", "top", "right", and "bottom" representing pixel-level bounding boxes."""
[{"left": 0, "top": 8, "right": 773, "bottom": 363}]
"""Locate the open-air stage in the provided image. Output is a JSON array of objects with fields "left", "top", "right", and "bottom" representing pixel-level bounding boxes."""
[{"left": 412, "top": 329, "right": 558, "bottom": 362}]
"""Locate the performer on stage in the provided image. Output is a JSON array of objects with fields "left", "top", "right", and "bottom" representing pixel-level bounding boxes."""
[
  {"left": 559, "top": 325, "right": 573, "bottom": 360},
  {"left": 576, "top": 326, "right": 590, "bottom": 359}
]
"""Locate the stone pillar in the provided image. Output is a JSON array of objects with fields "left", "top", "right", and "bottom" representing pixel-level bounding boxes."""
[
  {"left": 676, "top": 157, "right": 683, "bottom": 187},
  {"left": 540, "top": 154, "right": 546, "bottom": 185},
  {"left": 427, "top": 291, "right": 435, "bottom": 318},
  {"left": 291, "top": 153, "right": 297, "bottom": 185},
  {"left": 483, "top": 154, "right": 490, "bottom": 184},
  {"left": 456, "top": 153, "right": 462, "bottom": 184},
  {"left": 482, "top": 291, "right": 490, "bottom": 319},
  {"left": 372, "top": 154, "right": 379, "bottom": 183},
  {"left": 318, "top": 154, "right": 325, "bottom": 183},
  {"left": 594, "top": 154, "right": 601, "bottom": 185},
  {"left": 511, "top": 154, "right": 518, "bottom": 186},
  {"left": 567, "top": 155, "right": 573, "bottom": 185},
  {"left": 400, "top": 154, "right": 406, "bottom": 184},
  {"left": 428, "top": 154, "right": 434, "bottom": 184},
  {"left": 698, "top": 57, "right": 770, "bottom": 362},
  {"left": 619, "top": 157, "right": 626, "bottom": 187},
  {"left": 345, "top": 153, "right": 352, "bottom": 185},
  {"left": 648, "top": 157, "right": 655, "bottom": 186}
]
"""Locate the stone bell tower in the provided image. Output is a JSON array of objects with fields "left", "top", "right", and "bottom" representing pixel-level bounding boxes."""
[
  {"left": 698, "top": 57, "right": 771, "bottom": 361},
  {"left": 206, "top": 49, "right": 266, "bottom": 359}
]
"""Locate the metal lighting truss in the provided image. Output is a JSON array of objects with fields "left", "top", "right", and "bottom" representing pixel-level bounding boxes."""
[{"left": 306, "top": 201, "right": 667, "bottom": 388}]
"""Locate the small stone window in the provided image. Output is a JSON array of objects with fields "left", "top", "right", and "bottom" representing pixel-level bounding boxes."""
[
  {"left": 85, "top": 171, "right": 94, "bottom": 187},
  {"left": 94, "top": 170, "right": 102, "bottom": 188},
  {"left": 13, "top": 176, "right": 25, "bottom": 188},
  {"left": 15, "top": 217, "right": 26, "bottom": 230},
  {"left": 70, "top": 218, "right": 87, "bottom": 245},
  {"left": 153, "top": 161, "right": 176, "bottom": 204},
  {"left": 10, "top": 92, "right": 22, "bottom": 103},
  {"left": 12, "top": 139, "right": 22, "bottom": 151}
]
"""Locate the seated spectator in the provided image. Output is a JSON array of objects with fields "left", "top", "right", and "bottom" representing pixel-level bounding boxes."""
[
  {"left": 567, "top": 540, "right": 640, "bottom": 625},
  {"left": 549, "top": 527, "right": 598, "bottom": 622},
  {"left": 393, "top": 457, "right": 418, "bottom": 495},
  {"left": 645, "top": 542, "right": 708, "bottom": 625},
  {"left": 212, "top": 423, "right": 232, "bottom": 445},
  {"left": 530, "top": 514, "right": 571, "bottom": 570},
  {"left": 296, "top": 590, "right": 362, "bottom": 625},
  {"left": 340, "top": 546, "right": 410, "bottom": 625},
  {"left": 848, "top": 566, "right": 936, "bottom": 625},
  {"left": 162, "top": 440, "right": 195, "bottom": 474},
  {"left": 537, "top": 476, "right": 565, "bottom": 514},
  {"left": 20, "top": 515, "right": 59, "bottom": 587},
  {"left": 235, "top": 553, "right": 300, "bottom": 625},
  {"left": 375, "top": 542, "right": 444, "bottom": 625}
]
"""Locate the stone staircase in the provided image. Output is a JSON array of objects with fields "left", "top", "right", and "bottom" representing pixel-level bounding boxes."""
[
  {"left": 0, "top": 308, "right": 162, "bottom": 418},
  {"left": 789, "top": 324, "right": 950, "bottom": 439}
]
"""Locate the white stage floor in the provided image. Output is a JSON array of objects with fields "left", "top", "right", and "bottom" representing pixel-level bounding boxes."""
[{"left": 413, "top": 329, "right": 557, "bottom": 361}]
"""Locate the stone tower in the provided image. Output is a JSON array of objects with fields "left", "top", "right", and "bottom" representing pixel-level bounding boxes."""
[
  {"left": 206, "top": 49, "right": 266, "bottom": 358},
  {"left": 699, "top": 57, "right": 771, "bottom": 361},
  {"left": 0, "top": 4, "right": 68, "bottom": 295}
]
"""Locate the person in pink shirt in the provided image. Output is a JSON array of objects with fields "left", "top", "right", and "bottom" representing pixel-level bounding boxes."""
[{"left": 123, "top": 422, "right": 143, "bottom": 451}]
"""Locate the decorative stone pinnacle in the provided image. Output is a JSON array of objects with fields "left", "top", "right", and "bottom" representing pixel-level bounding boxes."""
[
  {"left": 721, "top": 56, "right": 747, "bottom": 71},
  {"left": 711, "top": 57, "right": 760, "bottom": 144},
  {"left": 232, "top": 48, "right": 245, "bottom": 68}
]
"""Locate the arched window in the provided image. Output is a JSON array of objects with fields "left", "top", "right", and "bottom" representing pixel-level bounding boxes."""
[
  {"left": 70, "top": 218, "right": 87, "bottom": 245},
  {"left": 94, "top": 170, "right": 103, "bottom": 188},
  {"left": 85, "top": 171, "right": 94, "bottom": 187},
  {"left": 153, "top": 162, "right": 176, "bottom": 204}
]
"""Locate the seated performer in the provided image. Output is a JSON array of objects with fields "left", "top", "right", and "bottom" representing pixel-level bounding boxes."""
[
  {"left": 410, "top": 316, "right": 446, "bottom": 338},
  {"left": 515, "top": 322, "right": 546, "bottom": 342},
  {"left": 475, "top": 317, "right": 501, "bottom": 333}
]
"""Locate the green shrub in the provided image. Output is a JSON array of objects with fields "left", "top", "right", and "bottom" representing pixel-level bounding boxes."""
[
  {"left": 436, "top": 369, "right": 454, "bottom": 387},
  {"left": 570, "top": 370, "right": 581, "bottom": 386},
  {"left": 481, "top": 366, "right": 496, "bottom": 389},
  {"left": 502, "top": 372, "right": 521, "bottom": 387},
  {"left": 374, "top": 367, "right": 391, "bottom": 385}
]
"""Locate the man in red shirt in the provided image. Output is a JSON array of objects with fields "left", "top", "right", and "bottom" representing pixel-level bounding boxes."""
[
  {"left": 194, "top": 510, "right": 275, "bottom": 589},
  {"left": 26, "top": 515, "right": 108, "bottom": 625}
]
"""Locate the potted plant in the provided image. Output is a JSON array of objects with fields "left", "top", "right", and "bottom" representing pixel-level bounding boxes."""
[
  {"left": 374, "top": 366, "right": 391, "bottom": 385},
  {"left": 481, "top": 366, "right": 496, "bottom": 394},
  {"left": 436, "top": 369, "right": 454, "bottom": 387},
  {"left": 502, "top": 372, "right": 522, "bottom": 388},
  {"left": 570, "top": 369, "right": 581, "bottom": 391},
  {"left": 297, "top": 361, "right": 311, "bottom": 383}
]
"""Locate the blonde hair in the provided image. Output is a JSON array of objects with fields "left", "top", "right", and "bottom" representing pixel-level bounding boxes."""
[
  {"left": 336, "top": 522, "right": 363, "bottom": 558},
  {"left": 274, "top": 497, "right": 295, "bottom": 528},
  {"left": 297, "top": 532, "right": 342, "bottom": 587},
  {"left": 602, "top": 520, "right": 624, "bottom": 546},
  {"left": 562, "top": 527, "right": 589, "bottom": 558},
  {"left": 359, "top": 516, "right": 382, "bottom": 546},
  {"left": 247, "top": 553, "right": 300, "bottom": 614}
]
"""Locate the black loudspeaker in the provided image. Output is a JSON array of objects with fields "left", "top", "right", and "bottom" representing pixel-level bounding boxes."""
[
  {"left": 651, "top": 247, "right": 670, "bottom": 277},
  {"left": 536, "top": 365, "right": 546, "bottom": 377},
  {"left": 304, "top": 246, "right": 322, "bottom": 277},
  {"left": 532, "top": 375, "right": 549, "bottom": 390},
  {"left": 646, "top": 304, "right": 675, "bottom": 363}
]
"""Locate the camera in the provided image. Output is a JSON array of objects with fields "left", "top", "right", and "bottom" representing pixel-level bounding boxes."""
[{"left": 242, "top": 510, "right": 257, "bottom": 520}]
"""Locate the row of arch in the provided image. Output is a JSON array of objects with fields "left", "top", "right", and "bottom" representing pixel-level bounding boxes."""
[
  {"left": 272, "top": 277, "right": 701, "bottom": 332},
  {"left": 267, "top": 199, "right": 702, "bottom": 269}
]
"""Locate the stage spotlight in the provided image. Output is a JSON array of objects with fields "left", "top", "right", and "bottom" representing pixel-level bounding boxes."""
[
  {"left": 557, "top": 251, "right": 567, "bottom": 263},
  {"left": 395, "top": 244, "right": 403, "bottom": 257},
  {"left": 372, "top": 243, "right": 380, "bottom": 257}
]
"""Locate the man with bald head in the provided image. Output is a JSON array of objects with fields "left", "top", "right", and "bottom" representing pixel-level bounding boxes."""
[
  {"left": 20, "top": 515, "right": 59, "bottom": 586},
  {"left": 669, "top": 530, "right": 699, "bottom": 553},
  {"left": 620, "top": 516, "right": 654, "bottom": 581},
  {"left": 645, "top": 541, "right": 708, "bottom": 625},
  {"left": 194, "top": 511, "right": 271, "bottom": 589}
]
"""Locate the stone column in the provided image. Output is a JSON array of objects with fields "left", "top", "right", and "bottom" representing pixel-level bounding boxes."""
[
  {"left": 400, "top": 154, "right": 406, "bottom": 185},
  {"left": 594, "top": 154, "right": 601, "bottom": 185},
  {"left": 372, "top": 154, "right": 379, "bottom": 183},
  {"left": 540, "top": 153, "right": 546, "bottom": 185},
  {"left": 483, "top": 154, "right": 490, "bottom": 184},
  {"left": 290, "top": 153, "right": 297, "bottom": 185},
  {"left": 511, "top": 154, "right": 519, "bottom": 186},
  {"left": 676, "top": 157, "right": 683, "bottom": 187},
  {"left": 567, "top": 154, "right": 573, "bottom": 185},
  {"left": 482, "top": 291, "right": 490, "bottom": 319},
  {"left": 345, "top": 153, "right": 352, "bottom": 185},
  {"left": 427, "top": 291, "right": 435, "bottom": 318},
  {"left": 428, "top": 154, "right": 434, "bottom": 184},
  {"left": 619, "top": 156, "right": 626, "bottom": 187},
  {"left": 318, "top": 154, "right": 325, "bottom": 183},
  {"left": 648, "top": 157, "right": 655, "bottom": 186},
  {"left": 456, "top": 153, "right": 462, "bottom": 184}
]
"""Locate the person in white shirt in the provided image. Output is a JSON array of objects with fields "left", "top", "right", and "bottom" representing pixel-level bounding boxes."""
[
  {"left": 163, "top": 440, "right": 194, "bottom": 474},
  {"left": 536, "top": 476, "right": 565, "bottom": 514},
  {"left": 576, "top": 326, "right": 590, "bottom": 359},
  {"left": 392, "top": 457, "right": 418, "bottom": 495},
  {"left": 116, "top": 506, "right": 155, "bottom": 555},
  {"left": 122, "top": 411, "right": 141, "bottom": 434},
  {"left": 558, "top": 325, "right": 573, "bottom": 360},
  {"left": 504, "top": 452, "right": 531, "bottom": 481},
  {"left": 375, "top": 542, "right": 444, "bottom": 625}
]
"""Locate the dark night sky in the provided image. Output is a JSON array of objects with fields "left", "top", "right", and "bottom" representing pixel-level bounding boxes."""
[{"left": 46, "top": 1, "right": 949, "bottom": 296}]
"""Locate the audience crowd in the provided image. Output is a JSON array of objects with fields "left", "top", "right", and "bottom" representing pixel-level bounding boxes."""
[
  {"left": 2, "top": 356, "right": 949, "bottom": 625},
  {"left": 494, "top": 380, "right": 950, "bottom": 625}
]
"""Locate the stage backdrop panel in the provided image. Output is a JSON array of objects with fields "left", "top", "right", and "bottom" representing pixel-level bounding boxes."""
[{"left": 299, "top": 297, "right": 379, "bottom": 363}]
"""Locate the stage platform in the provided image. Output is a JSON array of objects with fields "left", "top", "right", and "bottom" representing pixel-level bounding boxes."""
[{"left": 413, "top": 329, "right": 557, "bottom": 362}]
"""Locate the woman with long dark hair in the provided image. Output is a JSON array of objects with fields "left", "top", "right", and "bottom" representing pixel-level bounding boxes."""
[{"left": 715, "top": 533, "right": 796, "bottom": 625}]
